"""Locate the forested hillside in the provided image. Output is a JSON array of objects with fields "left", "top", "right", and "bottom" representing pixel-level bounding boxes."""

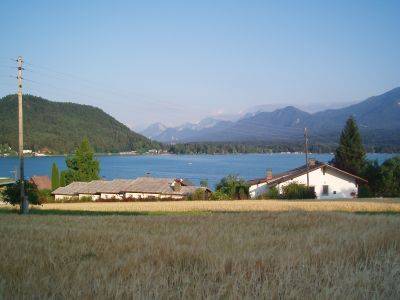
[{"left": 0, "top": 94, "right": 159, "bottom": 153}]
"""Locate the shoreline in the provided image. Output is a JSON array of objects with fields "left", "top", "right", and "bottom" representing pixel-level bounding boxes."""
[{"left": 1, "top": 152, "right": 399, "bottom": 158}]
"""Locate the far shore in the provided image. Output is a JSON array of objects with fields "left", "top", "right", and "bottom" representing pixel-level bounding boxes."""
[{"left": 1, "top": 152, "right": 399, "bottom": 158}]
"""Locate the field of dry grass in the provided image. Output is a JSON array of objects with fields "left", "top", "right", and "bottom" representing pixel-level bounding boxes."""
[
  {"left": 24, "top": 198, "right": 400, "bottom": 214},
  {"left": 0, "top": 208, "right": 399, "bottom": 298}
]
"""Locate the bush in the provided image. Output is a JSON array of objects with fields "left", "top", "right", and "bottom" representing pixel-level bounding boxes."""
[
  {"left": 188, "top": 188, "right": 209, "bottom": 200},
  {"left": 281, "top": 183, "right": 316, "bottom": 200},
  {"left": 79, "top": 196, "right": 94, "bottom": 202},
  {"left": 215, "top": 175, "right": 249, "bottom": 200},
  {"left": 260, "top": 186, "right": 280, "bottom": 199},
  {"left": 37, "top": 189, "right": 54, "bottom": 203},
  {"left": 1, "top": 180, "right": 41, "bottom": 205},
  {"left": 210, "top": 190, "right": 230, "bottom": 200}
]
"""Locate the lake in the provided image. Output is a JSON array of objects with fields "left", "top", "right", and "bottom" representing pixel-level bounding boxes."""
[{"left": 0, "top": 153, "right": 396, "bottom": 188}]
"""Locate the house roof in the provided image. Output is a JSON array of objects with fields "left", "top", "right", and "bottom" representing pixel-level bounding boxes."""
[
  {"left": 0, "top": 177, "right": 15, "bottom": 186},
  {"left": 52, "top": 182, "right": 90, "bottom": 195},
  {"left": 248, "top": 161, "right": 367, "bottom": 186},
  {"left": 52, "top": 177, "right": 210, "bottom": 196},
  {"left": 30, "top": 175, "right": 52, "bottom": 190},
  {"left": 122, "top": 177, "right": 208, "bottom": 195}
]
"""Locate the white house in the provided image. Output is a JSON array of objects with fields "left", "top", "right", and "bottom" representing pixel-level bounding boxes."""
[{"left": 248, "top": 160, "right": 367, "bottom": 199}]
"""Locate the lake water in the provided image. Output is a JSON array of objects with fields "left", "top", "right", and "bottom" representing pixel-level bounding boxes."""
[{"left": 0, "top": 153, "right": 396, "bottom": 188}]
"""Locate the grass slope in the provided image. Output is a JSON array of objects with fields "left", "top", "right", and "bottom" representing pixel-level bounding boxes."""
[
  {"left": 0, "top": 211, "right": 399, "bottom": 298},
  {"left": 0, "top": 94, "right": 159, "bottom": 153}
]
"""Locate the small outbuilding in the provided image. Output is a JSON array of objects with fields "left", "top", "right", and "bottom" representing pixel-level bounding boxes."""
[{"left": 248, "top": 159, "right": 367, "bottom": 199}]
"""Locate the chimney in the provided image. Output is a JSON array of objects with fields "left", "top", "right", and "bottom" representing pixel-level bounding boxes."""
[
  {"left": 266, "top": 169, "right": 273, "bottom": 180},
  {"left": 308, "top": 158, "right": 316, "bottom": 167}
]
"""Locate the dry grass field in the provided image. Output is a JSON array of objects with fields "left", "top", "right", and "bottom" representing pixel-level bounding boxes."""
[
  {"left": 0, "top": 202, "right": 400, "bottom": 298},
  {"left": 29, "top": 198, "right": 400, "bottom": 214}
]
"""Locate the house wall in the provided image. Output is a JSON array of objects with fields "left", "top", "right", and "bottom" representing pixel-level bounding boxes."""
[
  {"left": 100, "top": 193, "right": 124, "bottom": 200},
  {"left": 249, "top": 182, "right": 268, "bottom": 198},
  {"left": 276, "top": 168, "right": 358, "bottom": 199},
  {"left": 78, "top": 194, "right": 100, "bottom": 201},
  {"left": 124, "top": 192, "right": 184, "bottom": 200},
  {"left": 54, "top": 195, "right": 74, "bottom": 201}
]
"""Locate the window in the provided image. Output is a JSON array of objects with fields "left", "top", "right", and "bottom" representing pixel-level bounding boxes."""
[{"left": 322, "top": 185, "right": 329, "bottom": 195}]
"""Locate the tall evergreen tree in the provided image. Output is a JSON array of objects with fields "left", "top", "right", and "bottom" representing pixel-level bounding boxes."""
[
  {"left": 51, "top": 163, "right": 60, "bottom": 190},
  {"left": 59, "top": 171, "right": 67, "bottom": 187},
  {"left": 333, "top": 117, "right": 366, "bottom": 175},
  {"left": 64, "top": 138, "right": 100, "bottom": 185}
]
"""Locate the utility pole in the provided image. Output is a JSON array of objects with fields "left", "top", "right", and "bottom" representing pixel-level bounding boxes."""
[
  {"left": 17, "top": 56, "right": 28, "bottom": 214},
  {"left": 304, "top": 127, "right": 309, "bottom": 188}
]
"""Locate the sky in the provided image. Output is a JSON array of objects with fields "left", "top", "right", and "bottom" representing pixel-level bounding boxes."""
[{"left": 0, "top": 0, "right": 399, "bottom": 130}]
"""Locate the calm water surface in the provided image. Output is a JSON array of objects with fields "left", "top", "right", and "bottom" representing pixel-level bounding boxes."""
[{"left": 0, "top": 153, "right": 396, "bottom": 188}]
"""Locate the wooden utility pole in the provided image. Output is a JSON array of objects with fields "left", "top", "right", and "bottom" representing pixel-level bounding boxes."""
[
  {"left": 17, "top": 56, "right": 28, "bottom": 214},
  {"left": 304, "top": 127, "right": 309, "bottom": 188}
]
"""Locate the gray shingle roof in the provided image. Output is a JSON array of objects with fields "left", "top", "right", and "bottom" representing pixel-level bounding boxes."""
[
  {"left": 52, "top": 177, "right": 208, "bottom": 196},
  {"left": 52, "top": 182, "right": 91, "bottom": 195}
]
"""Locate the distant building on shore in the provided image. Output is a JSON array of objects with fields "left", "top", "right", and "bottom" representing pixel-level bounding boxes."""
[
  {"left": 248, "top": 159, "right": 367, "bottom": 199},
  {"left": 52, "top": 177, "right": 211, "bottom": 201}
]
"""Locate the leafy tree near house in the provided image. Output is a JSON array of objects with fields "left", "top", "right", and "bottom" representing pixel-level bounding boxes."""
[
  {"left": 359, "top": 156, "right": 400, "bottom": 197},
  {"left": 1, "top": 180, "right": 40, "bottom": 205},
  {"left": 215, "top": 175, "right": 249, "bottom": 200},
  {"left": 380, "top": 156, "right": 400, "bottom": 197},
  {"left": 64, "top": 138, "right": 100, "bottom": 185},
  {"left": 332, "top": 117, "right": 366, "bottom": 176},
  {"left": 358, "top": 160, "right": 382, "bottom": 197},
  {"left": 51, "top": 163, "right": 60, "bottom": 190}
]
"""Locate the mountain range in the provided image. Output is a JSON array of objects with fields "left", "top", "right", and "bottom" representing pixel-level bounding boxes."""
[
  {"left": 141, "top": 87, "right": 400, "bottom": 147},
  {"left": 0, "top": 94, "right": 159, "bottom": 153}
]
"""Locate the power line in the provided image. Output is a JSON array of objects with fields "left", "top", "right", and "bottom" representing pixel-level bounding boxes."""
[
  {"left": 23, "top": 60, "right": 208, "bottom": 113},
  {"left": 22, "top": 78, "right": 182, "bottom": 113}
]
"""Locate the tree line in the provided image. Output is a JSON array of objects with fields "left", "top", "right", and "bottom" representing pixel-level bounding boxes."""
[{"left": 167, "top": 141, "right": 400, "bottom": 155}]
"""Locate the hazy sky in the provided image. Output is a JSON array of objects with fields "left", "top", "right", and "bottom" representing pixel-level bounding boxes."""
[{"left": 1, "top": 0, "right": 399, "bottom": 130}]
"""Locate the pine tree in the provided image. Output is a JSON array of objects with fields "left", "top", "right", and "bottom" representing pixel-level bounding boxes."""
[
  {"left": 333, "top": 117, "right": 366, "bottom": 175},
  {"left": 51, "top": 163, "right": 60, "bottom": 190},
  {"left": 64, "top": 138, "right": 100, "bottom": 185}
]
